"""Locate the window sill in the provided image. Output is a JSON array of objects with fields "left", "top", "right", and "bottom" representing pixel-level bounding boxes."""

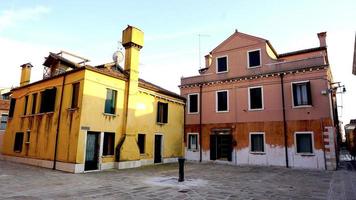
[
  {"left": 25, "top": 142, "right": 30, "bottom": 145},
  {"left": 102, "top": 155, "right": 114, "bottom": 158},
  {"left": 248, "top": 108, "right": 264, "bottom": 111},
  {"left": 187, "top": 112, "right": 199, "bottom": 115},
  {"left": 156, "top": 122, "right": 167, "bottom": 125},
  {"left": 68, "top": 107, "right": 79, "bottom": 111},
  {"left": 297, "top": 153, "right": 314, "bottom": 156},
  {"left": 22, "top": 112, "right": 54, "bottom": 117},
  {"left": 293, "top": 105, "right": 312, "bottom": 109},
  {"left": 216, "top": 110, "right": 229, "bottom": 113},
  {"left": 216, "top": 70, "right": 228, "bottom": 74},
  {"left": 250, "top": 152, "right": 266, "bottom": 155},
  {"left": 103, "top": 113, "right": 118, "bottom": 117},
  {"left": 248, "top": 65, "right": 261, "bottom": 69}
]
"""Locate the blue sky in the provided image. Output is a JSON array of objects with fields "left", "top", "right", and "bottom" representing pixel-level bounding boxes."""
[{"left": 0, "top": 0, "right": 355, "bottom": 128}]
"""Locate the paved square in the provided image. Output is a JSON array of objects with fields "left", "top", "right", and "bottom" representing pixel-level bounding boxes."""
[{"left": 0, "top": 160, "right": 355, "bottom": 200}]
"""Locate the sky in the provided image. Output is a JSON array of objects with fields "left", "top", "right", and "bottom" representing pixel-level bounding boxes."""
[{"left": 0, "top": 0, "right": 355, "bottom": 129}]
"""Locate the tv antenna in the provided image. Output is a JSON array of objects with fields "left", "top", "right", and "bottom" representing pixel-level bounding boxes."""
[{"left": 112, "top": 41, "right": 124, "bottom": 65}]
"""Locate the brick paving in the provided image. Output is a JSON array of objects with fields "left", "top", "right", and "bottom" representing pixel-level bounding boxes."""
[{"left": 0, "top": 160, "right": 355, "bottom": 200}]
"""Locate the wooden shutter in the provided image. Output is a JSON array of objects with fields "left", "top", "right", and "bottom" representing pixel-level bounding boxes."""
[
  {"left": 292, "top": 84, "right": 298, "bottom": 106},
  {"left": 306, "top": 81, "right": 312, "bottom": 105},
  {"left": 163, "top": 103, "right": 168, "bottom": 123},
  {"left": 9, "top": 99, "right": 16, "bottom": 117}
]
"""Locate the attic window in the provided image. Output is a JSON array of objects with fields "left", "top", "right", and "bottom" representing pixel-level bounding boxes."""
[
  {"left": 248, "top": 49, "right": 261, "bottom": 68},
  {"left": 40, "top": 88, "right": 57, "bottom": 113},
  {"left": 216, "top": 56, "right": 228, "bottom": 73}
]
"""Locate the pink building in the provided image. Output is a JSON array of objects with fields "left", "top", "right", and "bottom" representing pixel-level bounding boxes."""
[{"left": 180, "top": 31, "right": 338, "bottom": 170}]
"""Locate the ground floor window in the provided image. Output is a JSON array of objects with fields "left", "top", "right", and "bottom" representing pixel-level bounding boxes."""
[
  {"left": 188, "top": 134, "right": 198, "bottom": 151},
  {"left": 295, "top": 132, "right": 313, "bottom": 154},
  {"left": 138, "top": 134, "right": 145, "bottom": 154},
  {"left": 13, "top": 132, "right": 24, "bottom": 152},
  {"left": 250, "top": 133, "right": 265, "bottom": 153},
  {"left": 103, "top": 132, "right": 115, "bottom": 156}
]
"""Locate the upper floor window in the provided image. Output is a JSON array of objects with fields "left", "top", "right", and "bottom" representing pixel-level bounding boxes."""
[
  {"left": 216, "top": 56, "right": 228, "bottom": 73},
  {"left": 40, "top": 88, "right": 57, "bottom": 113},
  {"left": 292, "top": 81, "right": 312, "bottom": 107},
  {"left": 71, "top": 82, "right": 80, "bottom": 108},
  {"left": 249, "top": 86, "right": 263, "bottom": 110},
  {"left": 23, "top": 95, "right": 29, "bottom": 115},
  {"left": 31, "top": 93, "right": 37, "bottom": 114},
  {"left": 216, "top": 90, "right": 229, "bottom": 112},
  {"left": 157, "top": 102, "right": 168, "bottom": 124},
  {"left": 8, "top": 98, "right": 16, "bottom": 118},
  {"left": 104, "top": 89, "right": 117, "bottom": 114},
  {"left": 295, "top": 132, "right": 313, "bottom": 154},
  {"left": 248, "top": 49, "right": 261, "bottom": 68},
  {"left": 188, "top": 93, "right": 199, "bottom": 114},
  {"left": 0, "top": 114, "right": 8, "bottom": 130}
]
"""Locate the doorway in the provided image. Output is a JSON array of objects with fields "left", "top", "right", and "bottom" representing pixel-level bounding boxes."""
[
  {"left": 154, "top": 135, "right": 162, "bottom": 163},
  {"left": 210, "top": 131, "right": 232, "bottom": 161},
  {"left": 85, "top": 131, "right": 100, "bottom": 171}
]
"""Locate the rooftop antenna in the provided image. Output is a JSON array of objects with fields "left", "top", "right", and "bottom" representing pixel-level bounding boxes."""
[
  {"left": 198, "top": 34, "right": 210, "bottom": 68},
  {"left": 112, "top": 41, "right": 124, "bottom": 65}
]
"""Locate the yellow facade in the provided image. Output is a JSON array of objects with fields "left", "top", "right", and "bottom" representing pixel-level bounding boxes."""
[{"left": 1, "top": 25, "right": 185, "bottom": 173}]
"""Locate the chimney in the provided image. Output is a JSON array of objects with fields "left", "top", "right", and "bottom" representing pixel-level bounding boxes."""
[
  {"left": 20, "top": 63, "right": 33, "bottom": 86},
  {"left": 205, "top": 54, "right": 212, "bottom": 68},
  {"left": 317, "top": 32, "right": 327, "bottom": 47}
]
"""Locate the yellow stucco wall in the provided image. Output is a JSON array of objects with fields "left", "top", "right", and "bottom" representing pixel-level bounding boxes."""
[{"left": 1, "top": 70, "right": 84, "bottom": 164}]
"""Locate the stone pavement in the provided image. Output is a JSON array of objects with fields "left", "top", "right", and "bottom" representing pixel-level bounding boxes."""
[{"left": 0, "top": 160, "right": 355, "bottom": 200}]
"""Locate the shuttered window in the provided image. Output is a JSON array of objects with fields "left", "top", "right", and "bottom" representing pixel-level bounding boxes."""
[
  {"left": 104, "top": 89, "right": 117, "bottom": 114},
  {"left": 40, "top": 88, "right": 57, "bottom": 113},
  {"left": 23, "top": 96, "right": 29, "bottom": 115},
  {"left": 71, "top": 83, "right": 80, "bottom": 108},
  {"left": 157, "top": 102, "right": 168, "bottom": 124},
  {"left": 31, "top": 93, "right": 37, "bottom": 114},
  {"left": 9, "top": 98, "right": 16, "bottom": 118},
  {"left": 292, "top": 81, "right": 312, "bottom": 107}
]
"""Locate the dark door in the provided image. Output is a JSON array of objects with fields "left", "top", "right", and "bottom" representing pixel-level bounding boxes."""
[
  {"left": 210, "top": 133, "right": 232, "bottom": 161},
  {"left": 85, "top": 132, "right": 99, "bottom": 171},
  {"left": 154, "top": 135, "right": 162, "bottom": 163}
]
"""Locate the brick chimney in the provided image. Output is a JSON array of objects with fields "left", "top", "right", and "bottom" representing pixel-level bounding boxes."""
[
  {"left": 205, "top": 54, "right": 212, "bottom": 68},
  {"left": 317, "top": 32, "right": 327, "bottom": 47},
  {"left": 20, "top": 63, "right": 33, "bottom": 86}
]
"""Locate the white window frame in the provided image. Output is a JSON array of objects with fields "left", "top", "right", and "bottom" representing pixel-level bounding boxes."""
[
  {"left": 0, "top": 113, "right": 8, "bottom": 130},
  {"left": 187, "top": 93, "right": 199, "bottom": 114},
  {"left": 187, "top": 133, "right": 199, "bottom": 151},
  {"left": 248, "top": 86, "right": 264, "bottom": 111},
  {"left": 291, "top": 80, "right": 312, "bottom": 108},
  {"left": 294, "top": 131, "right": 314, "bottom": 155},
  {"left": 216, "top": 90, "right": 229, "bottom": 113},
  {"left": 216, "top": 55, "right": 228, "bottom": 73},
  {"left": 247, "top": 49, "right": 262, "bottom": 68},
  {"left": 249, "top": 132, "right": 266, "bottom": 154}
]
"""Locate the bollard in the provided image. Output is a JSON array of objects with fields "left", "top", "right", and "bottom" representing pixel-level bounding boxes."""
[{"left": 178, "top": 157, "right": 185, "bottom": 182}]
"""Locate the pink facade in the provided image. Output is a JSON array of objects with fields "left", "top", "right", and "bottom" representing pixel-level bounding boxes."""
[{"left": 180, "top": 31, "right": 338, "bottom": 170}]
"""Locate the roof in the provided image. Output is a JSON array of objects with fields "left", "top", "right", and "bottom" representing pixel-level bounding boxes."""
[
  {"left": 12, "top": 63, "right": 185, "bottom": 101},
  {"left": 278, "top": 46, "right": 327, "bottom": 58}
]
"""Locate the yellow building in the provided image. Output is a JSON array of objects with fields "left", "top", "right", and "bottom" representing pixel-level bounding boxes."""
[{"left": 1, "top": 26, "right": 185, "bottom": 173}]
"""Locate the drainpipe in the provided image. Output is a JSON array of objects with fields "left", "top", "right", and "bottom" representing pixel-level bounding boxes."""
[
  {"left": 199, "top": 84, "right": 203, "bottom": 162},
  {"left": 53, "top": 74, "right": 66, "bottom": 170},
  {"left": 280, "top": 74, "right": 289, "bottom": 168}
]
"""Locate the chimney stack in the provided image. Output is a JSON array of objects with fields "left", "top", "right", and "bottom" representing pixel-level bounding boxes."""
[
  {"left": 205, "top": 54, "right": 212, "bottom": 68},
  {"left": 20, "top": 63, "right": 33, "bottom": 86},
  {"left": 317, "top": 32, "right": 327, "bottom": 47}
]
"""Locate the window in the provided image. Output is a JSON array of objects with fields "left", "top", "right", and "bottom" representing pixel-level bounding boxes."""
[
  {"left": 31, "top": 93, "right": 37, "bottom": 114},
  {"left": 216, "top": 90, "right": 228, "bottom": 112},
  {"left": 104, "top": 89, "right": 117, "bottom": 114},
  {"left": 103, "top": 132, "right": 115, "bottom": 156},
  {"left": 137, "top": 134, "right": 145, "bottom": 154},
  {"left": 40, "top": 88, "right": 57, "bottom": 113},
  {"left": 188, "top": 93, "right": 199, "bottom": 114},
  {"left": 71, "top": 83, "right": 80, "bottom": 108},
  {"left": 0, "top": 114, "right": 8, "bottom": 130},
  {"left": 188, "top": 134, "right": 198, "bottom": 150},
  {"left": 23, "top": 95, "right": 29, "bottom": 115},
  {"left": 250, "top": 133, "right": 265, "bottom": 153},
  {"left": 249, "top": 86, "right": 263, "bottom": 110},
  {"left": 216, "top": 56, "right": 228, "bottom": 73},
  {"left": 13, "top": 132, "right": 24, "bottom": 152},
  {"left": 295, "top": 132, "right": 313, "bottom": 154},
  {"left": 26, "top": 131, "right": 31, "bottom": 143},
  {"left": 9, "top": 98, "right": 16, "bottom": 118},
  {"left": 292, "top": 81, "right": 312, "bottom": 107},
  {"left": 248, "top": 49, "right": 261, "bottom": 68},
  {"left": 157, "top": 102, "right": 168, "bottom": 124}
]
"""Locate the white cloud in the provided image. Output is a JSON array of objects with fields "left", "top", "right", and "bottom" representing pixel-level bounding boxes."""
[{"left": 0, "top": 6, "right": 50, "bottom": 32}]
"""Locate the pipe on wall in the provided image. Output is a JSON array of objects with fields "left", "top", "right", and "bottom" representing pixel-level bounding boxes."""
[
  {"left": 280, "top": 74, "right": 289, "bottom": 168},
  {"left": 199, "top": 84, "right": 203, "bottom": 162}
]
